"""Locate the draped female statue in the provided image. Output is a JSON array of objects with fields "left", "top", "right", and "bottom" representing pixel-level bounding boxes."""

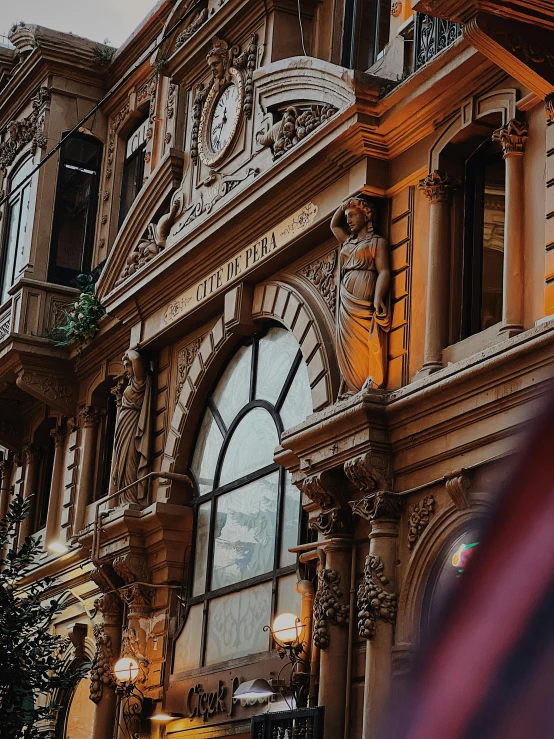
[
  {"left": 112, "top": 349, "right": 152, "bottom": 504},
  {"left": 331, "top": 196, "right": 391, "bottom": 393}
]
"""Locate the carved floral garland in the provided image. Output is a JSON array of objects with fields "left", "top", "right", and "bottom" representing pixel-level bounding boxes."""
[
  {"left": 313, "top": 568, "right": 349, "bottom": 649},
  {"left": 0, "top": 87, "right": 50, "bottom": 171},
  {"left": 357, "top": 555, "right": 397, "bottom": 640},
  {"left": 89, "top": 624, "right": 114, "bottom": 703}
]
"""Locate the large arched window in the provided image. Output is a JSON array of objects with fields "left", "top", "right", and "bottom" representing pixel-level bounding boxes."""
[
  {"left": 1, "top": 157, "right": 33, "bottom": 304},
  {"left": 173, "top": 326, "right": 313, "bottom": 672}
]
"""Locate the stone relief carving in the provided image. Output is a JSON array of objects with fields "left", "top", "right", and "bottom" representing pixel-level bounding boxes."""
[
  {"left": 0, "top": 311, "right": 11, "bottom": 341},
  {"left": 331, "top": 196, "right": 391, "bottom": 393},
  {"left": 313, "top": 568, "right": 349, "bottom": 649},
  {"left": 173, "top": 167, "right": 258, "bottom": 235},
  {"left": 302, "top": 470, "right": 352, "bottom": 537},
  {"left": 116, "top": 191, "right": 184, "bottom": 285},
  {"left": 545, "top": 93, "right": 554, "bottom": 123},
  {"left": 175, "top": 7, "right": 208, "bottom": 49},
  {"left": 176, "top": 336, "right": 204, "bottom": 397},
  {"left": 111, "top": 350, "right": 153, "bottom": 504},
  {"left": 407, "top": 495, "right": 435, "bottom": 550},
  {"left": 112, "top": 552, "right": 150, "bottom": 584},
  {"left": 257, "top": 104, "right": 337, "bottom": 159},
  {"left": 310, "top": 507, "right": 351, "bottom": 537},
  {"left": 299, "top": 250, "right": 338, "bottom": 314},
  {"left": 357, "top": 555, "right": 397, "bottom": 639},
  {"left": 90, "top": 624, "right": 115, "bottom": 703},
  {"left": 0, "top": 87, "right": 50, "bottom": 171},
  {"left": 121, "top": 626, "right": 149, "bottom": 684}
]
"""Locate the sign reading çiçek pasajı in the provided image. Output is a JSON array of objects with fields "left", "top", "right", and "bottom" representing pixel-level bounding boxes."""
[{"left": 163, "top": 202, "right": 319, "bottom": 325}]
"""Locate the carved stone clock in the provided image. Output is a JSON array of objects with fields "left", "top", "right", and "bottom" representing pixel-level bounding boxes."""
[{"left": 194, "top": 35, "right": 257, "bottom": 168}]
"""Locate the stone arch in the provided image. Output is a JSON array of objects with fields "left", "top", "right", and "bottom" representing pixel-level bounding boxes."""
[
  {"left": 429, "top": 88, "right": 518, "bottom": 171},
  {"left": 158, "top": 280, "right": 337, "bottom": 499},
  {"left": 395, "top": 492, "right": 492, "bottom": 659}
]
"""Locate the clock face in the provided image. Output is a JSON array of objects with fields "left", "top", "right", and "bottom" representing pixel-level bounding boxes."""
[{"left": 209, "top": 83, "right": 240, "bottom": 154}]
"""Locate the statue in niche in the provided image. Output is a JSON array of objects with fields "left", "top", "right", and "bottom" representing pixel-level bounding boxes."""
[
  {"left": 112, "top": 349, "right": 152, "bottom": 504},
  {"left": 331, "top": 196, "right": 391, "bottom": 394}
]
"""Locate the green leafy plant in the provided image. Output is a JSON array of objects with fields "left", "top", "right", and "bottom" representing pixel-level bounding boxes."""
[
  {"left": 0, "top": 493, "right": 83, "bottom": 739},
  {"left": 92, "top": 43, "right": 116, "bottom": 68},
  {"left": 47, "top": 274, "right": 105, "bottom": 350}
]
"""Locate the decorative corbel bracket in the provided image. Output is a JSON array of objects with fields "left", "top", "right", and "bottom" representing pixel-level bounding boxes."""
[
  {"left": 16, "top": 363, "right": 78, "bottom": 416},
  {"left": 444, "top": 469, "right": 472, "bottom": 510},
  {"left": 301, "top": 468, "right": 352, "bottom": 537},
  {"left": 344, "top": 449, "right": 394, "bottom": 495}
]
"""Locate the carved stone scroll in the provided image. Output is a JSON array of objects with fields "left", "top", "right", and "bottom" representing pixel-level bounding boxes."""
[
  {"left": 357, "top": 555, "right": 397, "bottom": 639},
  {"left": 351, "top": 492, "right": 403, "bottom": 522},
  {"left": 407, "top": 495, "right": 435, "bottom": 549},
  {"left": 444, "top": 470, "right": 471, "bottom": 510},
  {"left": 313, "top": 568, "right": 349, "bottom": 649},
  {"left": 176, "top": 336, "right": 203, "bottom": 398},
  {"left": 344, "top": 450, "right": 393, "bottom": 494}
]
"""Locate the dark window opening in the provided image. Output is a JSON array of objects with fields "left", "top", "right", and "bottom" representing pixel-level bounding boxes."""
[
  {"left": 33, "top": 419, "right": 57, "bottom": 533},
  {"left": 1, "top": 157, "right": 33, "bottom": 304},
  {"left": 49, "top": 133, "right": 102, "bottom": 287},
  {"left": 462, "top": 140, "right": 506, "bottom": 338},
  {"left": 118, "top": 118, "right": 148, "bottom": 228},
  {"left": 343, "top": 0, "right": 391, "bottom": 70},
  {"left": 95, "top": 393, "right": 118, "bottom": 502}
]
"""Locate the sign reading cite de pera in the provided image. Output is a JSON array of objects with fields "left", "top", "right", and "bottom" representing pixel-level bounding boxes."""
[{"left": 163, "top": 202, "right": 319, "bottom": 325}]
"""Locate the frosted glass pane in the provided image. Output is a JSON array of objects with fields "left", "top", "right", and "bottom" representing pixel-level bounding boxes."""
[
  {"left": 192, "top": 502, "right": 211, "bottom": 596},
  {"left": 277, "top": 573, "right": 302, "bottom": 619},
  {"left": 280, "top": 475, "right": 300, "bottom": 567},
  {"left": 191, "top": 408, "right": 223, "bottom": 494},
  {"left": 218, "top": 408, "right": 278, "bottom": 486},
  {"left": 256, "top": 328, "right": 299, "bottom": 405},
  {"left": 172, "top": 603, "right": 203, "bottom": 673},
  {"left": 211, "top": 344, "right": 252, "bottom": 427},
  {"left": 280, "top": 361, "right": 313, "bottom": 431},
  {"left": 205, "top": 582, "right": 272, "bottom": 665},
  {"left": 212, "top": 472, "right": 279, "bottom": 590}
]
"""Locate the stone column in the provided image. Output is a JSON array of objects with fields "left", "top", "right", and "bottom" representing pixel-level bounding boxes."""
[
  {"left": 18, "top": 444, "right": 41, "bottom": 544},
  {"left": 45, "top": 426, "right": 66, "bottom": 549},
  {"left": 352, "top": 494, "right": 402, "bottom": 739},
  {"left": 73, "top": 407, "right": 104, "bottom": 537},
  {"left": 316, "top": 538, "right": 352, "bottom": 739},
  {"left": 418, "top": 171, "right": 459, "bottom": 372},
  {"left": 492, "top": 119, "right": 529, "bottom": 336},
  {"left": 90, "top": 589, "right": 123, "bottom": 739}
]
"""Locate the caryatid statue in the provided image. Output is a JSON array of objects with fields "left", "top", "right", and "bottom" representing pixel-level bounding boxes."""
[
  {"left": 331, "top": 196, "right": 391, "bottom": 393},
  {"left": 112, "top": 349, "right": 152, "bottom": 504}
]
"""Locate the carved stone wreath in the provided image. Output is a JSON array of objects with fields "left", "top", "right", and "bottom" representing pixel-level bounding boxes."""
[
  {"left": 357, "top": 555, "right": 397, "bottom": 639},
  {"left": 313, "top": 568, "right": 349, "bottom": 649}
]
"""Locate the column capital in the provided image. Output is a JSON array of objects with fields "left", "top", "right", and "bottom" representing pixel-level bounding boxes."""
[
  {"left": 79, "top": 405, "right": 105, "bottom": 427},
  {"left": 22, "top": 443, "right": 41, "bottom": 464},
  {"left": 94, "top": 591, "right": 123, "bottom": 626},
  {"left": 418, "top": 170, "right": 459, "bottom": 203},
  {"left": 50, "top": 426, "right": 66, "bottom": 447},
  {"left": 492, "top": 118, "right": 528, "bottom": 157}
]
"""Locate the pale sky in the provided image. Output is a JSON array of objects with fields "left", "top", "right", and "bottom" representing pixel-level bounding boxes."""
[{"left": 0, "top": 0, "right": 159, "bottom": 48}]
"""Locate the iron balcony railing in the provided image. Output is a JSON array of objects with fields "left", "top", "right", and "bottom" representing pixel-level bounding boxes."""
[
  {"left": 414, "top": 12, "right": 462, "bottom": 71},
  {"left": 251, "top": 707, "right": 325, "bottom": 739}
]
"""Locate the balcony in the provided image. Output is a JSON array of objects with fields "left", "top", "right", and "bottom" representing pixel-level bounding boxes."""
[
  {"left": 251, "top": 707, "right": 325, "bottom": 739},
  {"left": 414, "top": 13, "right": 462, "bottom": 71}
]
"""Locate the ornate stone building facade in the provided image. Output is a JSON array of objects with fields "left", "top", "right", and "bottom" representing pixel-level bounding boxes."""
[{"left": 0, "top": 1, "right": 551, "bottom": 738}]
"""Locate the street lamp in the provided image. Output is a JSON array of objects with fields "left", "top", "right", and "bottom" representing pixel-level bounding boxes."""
[
  {"left": 264, "top": 612, "right": 309, "bottom": 707},
  {"left": 113, "top": 657, "right": 151, "bottom": 739}
]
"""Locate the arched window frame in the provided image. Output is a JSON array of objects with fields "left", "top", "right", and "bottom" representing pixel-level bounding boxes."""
[
  {"left": 178, "top": 325, "right": 312, "bottom": 671},
  {"left": 48, "top": 131, "right": 103, "bottom": 287},
  {"left": 0, "top": 155, "right": 34, "bottom": 305}
]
